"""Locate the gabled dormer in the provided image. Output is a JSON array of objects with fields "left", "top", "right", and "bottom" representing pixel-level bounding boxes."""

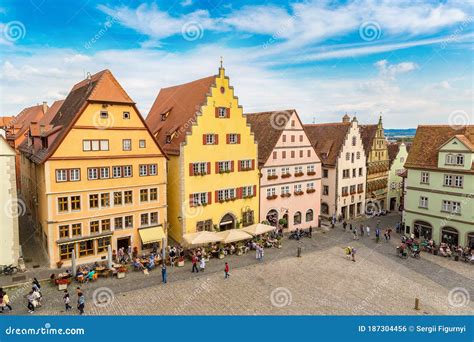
[{"left": 438, "top": 135, "right": 473, "bottom": 171}]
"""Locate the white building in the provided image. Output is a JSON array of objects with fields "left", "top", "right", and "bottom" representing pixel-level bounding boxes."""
[{"left": 0, "top": 136, "right": 20, "bottom": 266}]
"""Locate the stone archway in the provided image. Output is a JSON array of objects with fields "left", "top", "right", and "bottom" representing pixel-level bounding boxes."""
[
  {"left": 441, "top": 226, "right": 459, "bottom": 245},
  {"left": 219, "top": 213, "right": 236, "bottom": 231},
  {"left": 414, "top": 221, "right": 432, "bottom": 240}
]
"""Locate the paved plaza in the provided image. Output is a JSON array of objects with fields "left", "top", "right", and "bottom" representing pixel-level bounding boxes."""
[{"left": 2, "top": 214, "right": 473, "bottom": 315}]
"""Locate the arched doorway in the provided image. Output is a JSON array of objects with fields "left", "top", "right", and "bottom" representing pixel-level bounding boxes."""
[
  {"left": 414, "top": 221, "right": 432, "bottom": 240},
  {"left": 306, "top": 209, "right": 314, "bottom": 222},
  {"left": 441, "top": 226, "right": 459, "bottom": 245},
  {"left": 266, "top": 209, "right": 278, "bottom": 227},
  {"left": 321, "top": 203, "right": 329, "bottom": 215},
  {"left": 467, "top": 232, "right": 474, "bottom": 249},
  {"left": 219, "top": 213, "right": 235, "bottom": 231},
  {"left": 293, "top": 211, "right": 302, "bottom": 225}
]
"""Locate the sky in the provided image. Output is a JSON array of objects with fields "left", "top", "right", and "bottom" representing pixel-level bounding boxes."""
[{"left": 0, "top": 0, "right": 473, "bottom": 128}]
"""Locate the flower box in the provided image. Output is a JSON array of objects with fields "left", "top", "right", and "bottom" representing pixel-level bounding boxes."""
[
  {"left": 281, "top": 174, "right": 291, "bottom": 179},
  {"left": 58, "top": 283, "right": 67, "bottom": 291},
  {"left": 267, "top": 195, "right": 278, "bottom": 200},
  {"left": 117, "top": 272, "right": 126, "bottom": 279},
  {"left": 267, "top": 175, "right": 278, "bottom": 180},
  {"left": 306, "top": 189, "right": 316, "bottom": 194},
  {"left": 295, "top": 172, "right": 304, "bottom": 177},
  {"left": 177, "top": 259, "right": 185, "bottom": 267},
  {"left": 280, "top": 193, "right": 291, "bottom": 198},
  {"left": 294, "top": 191, "right": 304, "bottom": 196},
  {"left": 307, "top": 171, "right": 316, "bottom": 176}
]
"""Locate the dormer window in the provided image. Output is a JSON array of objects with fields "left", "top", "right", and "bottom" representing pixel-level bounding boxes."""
[{"left": 445, "top": 153, "right": 464, "bottom": 166}]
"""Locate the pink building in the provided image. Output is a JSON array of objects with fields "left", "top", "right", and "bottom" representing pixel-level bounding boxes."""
[
  {"left": 305, "top": 115, "right": 367, "bottom": 221},
  {"left": 246, "top": 110, "right": 322, "bottom": 231}
]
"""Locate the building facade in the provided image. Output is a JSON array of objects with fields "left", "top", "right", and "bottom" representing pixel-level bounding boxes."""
[
  {"left": 403, "top": 125, "right": 474, "bottom": 248},
  {"left": 305, "top": 115, "right": 367, "bottom": 221},
  {"left": 19, "top": 70, "right": 168, "bottom": 267},
  {"left": 0, "top": 137, "right": 20, "bottom": 266},
  {"left": 147, "top": 66, "right": 259, "bottom": 243},
  {"left": 246, "top": 110, "right": 322, "bottom": 231},
  {"left": 386, "top": 142, "right": 410, "bottom": 212},
  {"left": 360, "top": 116, "right": 389, "bottom": 211}
]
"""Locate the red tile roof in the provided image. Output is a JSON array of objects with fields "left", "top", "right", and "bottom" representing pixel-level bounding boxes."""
[
  {"left": 405, "top": 125, "right": 474, "bottom": 171},
  {"left": 304, "top": 122, "right": 351, "bottom": 167},
  {"left": 245, "top": 110, "right": 296, "bottom": 166},
  {"left": 7, "top": 104, "right": 47, "bottom": 140},
  {"left": 146, "top": 75, "right": 216, "bottom": 155},
  {"left": 359, "top": 124, "right": 377, "bottom": 155}
]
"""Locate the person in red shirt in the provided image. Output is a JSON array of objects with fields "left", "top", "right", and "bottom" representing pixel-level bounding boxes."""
[
  {"left": 224, "top": 262, "right": 230, "bottom": 279},
  {"left": 191, "top": 254, "right": 199, "bottom": 273}
]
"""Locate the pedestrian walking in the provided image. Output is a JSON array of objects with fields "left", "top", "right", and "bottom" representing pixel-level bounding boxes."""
[
  {"left": 191, "top": 254, "right": 199, "bottom": 273},
  {"left": 260, "top": 246, "right": 265, "bottom": 261},
  {"left": 255, "top": 245, "right": 260, "bottom": 260},
  {"left": 350, "top": 223, "right": 353, "bottom": 232},
  {"left": 77, "top": 292, "right": 85, "bottom": 315},
  {"left": 161, "top": 265, "right": 167, "bottom": 284},
  {"left": 342, "top": 221, "right": 347, "bottom": 230},
  {"left": 387, "top": 228, "right": 392, "bottom": 240},
  {"left": 351, "top": 248, "right": 357, "bottom": 262},
  {"left": 224, "top": 262, "right": 230, "bottom": 279},
  {"left": 2, "top": 291, "right": 12, "bottom": 312},
  {"left": 32, "top": 286, "right": 42, "bottom": 307},
  {"left": 384, "top": 229, "right": 389, "bottom": 242},
  {"left": 199, "top": 257, "right": 206, "bottom": 272},
  {"left": 63, "top": 290, "right": 72, "bottom": 311},
  {"left": 360, "top": 224, "right": 364, "bottom": 237},
  {"left": 27, "top": 291, "right": 36, "bottom": 313},
  {"left": 353, "top": 228, "right": 359, "bottom": 240},
  {"left": 169, "top": 247, "right": 176, "bottom": 267},
  {"left": 366, "top": 225, "right": 370, "bottom": 237},
  {"left": 344, "top": 246, "right": 352, "bottom": 260},
  {"left": 375, "top": 228, "right": 380, "bottom": 243},
  {"left": 309, "top": 226, "right": 313, "bottom": 238}
]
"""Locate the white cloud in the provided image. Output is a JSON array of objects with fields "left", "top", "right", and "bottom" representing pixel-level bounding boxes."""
[
  {"left": 375, "top": 59, "right": 418, "bottom": 79},
  {"left": 1, "top": 47, "right": 471, "bottom": 128},
  {"left": 180, "top": 0, "right": 193, "bottom": 7}
]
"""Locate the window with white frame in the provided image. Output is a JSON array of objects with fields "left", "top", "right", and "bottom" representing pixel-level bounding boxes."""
[
  {"left": 100, "top": 167, "right": 109, "bottom": 179},
  {"left": 122, "top": 139, "right": 132, "bottom": 151},
  {"left": 240, "top": 159, "right": 252, "bottom": 170},
  {"left": 88, "top": 168, "right": 98, "bottom": 180},
  {"left": 112, "top": 166, "right": 122, "bottom": 178},
  {"left": 228, "top": 134, "right": 238, "bottom": 144},
  {"left": 139, "top": 165, "right": 148, "bottom": 176},
  {"left": 192, "top": 192, "right": 208, "bottom": 206},
  {"left": 281, "top": 185, "right": 290, "bottom": 195},
  {"left": 205, "top": 134, "right": 216, "bottom": 145},
  {"left": 419, "top": 196, "right": 429, "bottom": 208},
  {"left": 456, "top": 154, "right": 464, "bottom": 165},
  {"left": 294, "top": 166, "right": 303, "bottom": 174},
  {"left": 307, "top": 165, "right": 315, "bottom": 173},
  {"left": 217, "top": 107, "right": 227, "bottom": 118},
  {"left": 149, "top": 164, "right": 157, "bottom": 175},
  {"left": 218, "top": 188, "right": 235, "bottom": 201},
  {"left": 266, "top": 188, "right": 276, "bottom": 197},
  {"left": 294, "top": 184, "right": 302, "bottom": 193},
  {"left": 70, "top": 169, "right": 80, "bottom": 181},
  {"left": 242, "top": 186, "right": 254, "bottom": 197},
  {"left": 307, "top": 182, "right": 314, "bottom": 190},
  {"left": 454, "top": 175, "right": 463, "bottom": 187},
  {"left": 56, "top": 169, "right": 68, "bottom": 182},
  {"left": 281, "top": 167, "right": 290, "bottom": 175},
  {"left": 218, "top": 161, "right": 231, "bottom": 172},
  {"left": 443, "top": 174, "right": 453, "bottom": 187},
  {"left": 420, "top": 172, "right": 429, "bottom": 184},
  {"left": 267, "top": 168, "right": 276, "bottom": 177},
  {"left": 193, "top": 162, "right": 207, "bottom": 175},
  {"left": 442, "top": 200, "right": 461, "bottom": 214},
  {"left": 123, "top": 165, "right": 132, "bottom": 177}
]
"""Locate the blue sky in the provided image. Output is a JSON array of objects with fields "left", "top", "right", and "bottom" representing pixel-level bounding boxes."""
[{"left": 0, "top": 0, "right": 472, "bottom": 128}]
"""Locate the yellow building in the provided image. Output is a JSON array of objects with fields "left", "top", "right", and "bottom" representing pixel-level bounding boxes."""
[
  {"left": 19, "top": 70, "right": 167, "bottom": 267},
  {"left": 147, "top": 65, "right": 259, "bottom": 243},
  {"left": 360, "top": 116, "right": 389, "bottom": 210}
]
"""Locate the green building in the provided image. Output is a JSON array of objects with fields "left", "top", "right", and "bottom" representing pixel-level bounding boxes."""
[
  {"left": 403, "top": 125, "right": 474, "bottom": 247},
  {"left": 386, "top": 142, "right": 410, "bottom": 212}
]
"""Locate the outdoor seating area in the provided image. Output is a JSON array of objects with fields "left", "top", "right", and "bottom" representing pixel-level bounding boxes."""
[{"left": 405, "top": 237, "right": 474, "bottom": 263}]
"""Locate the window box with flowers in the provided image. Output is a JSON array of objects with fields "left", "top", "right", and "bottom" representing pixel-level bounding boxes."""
[
  {"left": 342, "top": 193, "right": 349, "bottom": 197},
  {"left": 307, "top": 171, "right": 316, "bottom": 176},
  {"left": 241, "top": 167, "right": 253, "bottom": 171},
  {"left": 243, "top": 194, "right": 255, "bottom": 199},
  {"left": 350, "top": 191, "right": 356, "bottom": 195},
  {"left": 306, "top": 189, "right": 316, "bottom": 194},
  {"left": 357, "top": 189, "right": 364, "bottom": 193},
  {"left": 281, "top": 173, "right": 292, "bottom": 179},
  {"left": 267, "top": 175, "right": 278, "bottom": 180},
  {"left": 266, "top": 194, "right": 278, "bottom": 200},
  {"left": 219, "top": 199, "right": 225, "bottom": 204},
  {"left": 280, "top": 193, "right": 291, "bottom": 198},
  {"left": 295, "top": 172, "right": 304, "bottom": 177},
  {"left": 177, "top": 256, "right": 185, "bottom": 267},
  {"left": 195, "top": 171, "right": 208, "bottom": 176},
  {"left": 294, "top": 191, "right": 304, "bottom": 196}
]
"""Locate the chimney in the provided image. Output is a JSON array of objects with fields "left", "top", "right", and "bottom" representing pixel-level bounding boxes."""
[
  {"left": 342, "top": 113, "right": 350, "bottom": 123},
  {"left": 42, "top": 101, "right": 48, "bottom": 114}
]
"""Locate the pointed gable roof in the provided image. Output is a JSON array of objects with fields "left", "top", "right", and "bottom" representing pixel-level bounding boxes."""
[
  {"left": 146, "top": 75, "right": 216, "bottom": 155},
  {"left": 7, "top": 104, "right": 47, "bottom": 140},
  {"left": 387, "top": 143, "right": 400, "bottom": 168},
  {"left": 21, "top": 70, "right": 143, "bottom": 164},
  {"left": 359, "top": 124, "right": 378, "bottom": 155},
  {"left": 405, "top": 125, "right": 474, "bottom": 170},
  {"left": 245, "top": 109, "right": 295, "bottom": 166},
  {"left": 39, "top": 99, "right": 64, "bottom": 125},
  {"left": 304, "top": 122, "right": 351, "bottom": 167}
]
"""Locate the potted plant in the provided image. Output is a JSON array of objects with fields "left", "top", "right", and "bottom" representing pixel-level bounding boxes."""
[
  {"left": 56, "top": 278, "right": 69, "bottom": 290},
  {"left": 177, "top": 256, "right": 185, "bottom": 267},
  {"left": 56, "top": 260, "right": 63, "bottom": 269},
  {"left": 117, "top": 266, "right": 128, "bottom": 278}
]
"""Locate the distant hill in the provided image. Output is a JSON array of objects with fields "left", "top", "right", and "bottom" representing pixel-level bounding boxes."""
[{"left": 384, "top": 128, "right": 416, "bottom": 138}]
